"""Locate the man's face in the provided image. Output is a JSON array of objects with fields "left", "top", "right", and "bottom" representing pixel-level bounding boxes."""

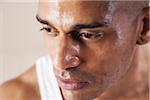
[{"left": 37, "top": 1, "right": 139, "bottom": 99}]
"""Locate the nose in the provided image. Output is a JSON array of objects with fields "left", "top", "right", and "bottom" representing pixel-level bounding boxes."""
[{"left": 53, "top": 35, "right": 81, "bottom": 70}]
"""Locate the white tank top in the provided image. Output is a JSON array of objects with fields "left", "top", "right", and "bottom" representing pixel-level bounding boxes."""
[{"left": 36, "top": 56, "right": 63, "bottom": 100}]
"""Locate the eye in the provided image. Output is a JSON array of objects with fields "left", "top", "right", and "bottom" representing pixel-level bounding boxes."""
[
  {"left": 40, "top": 25, "right": 58, "bottom": 36},
  {"left": 41, "top": 27, "right": 51, "bottom": 32},
  {"left": 79, "top": 31, "right": 104, "bottom": 41}
]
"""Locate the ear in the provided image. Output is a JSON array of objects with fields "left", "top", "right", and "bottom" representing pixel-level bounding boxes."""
[{"left": 136, "top": 7, "right": 150, "bottom": 45}]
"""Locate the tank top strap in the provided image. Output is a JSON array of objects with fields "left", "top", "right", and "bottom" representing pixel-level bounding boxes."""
[{"left": 36, "top": 55, "right": 63, "bottom": 100}]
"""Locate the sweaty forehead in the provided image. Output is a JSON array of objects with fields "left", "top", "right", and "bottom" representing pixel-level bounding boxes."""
[
  {"left": 38, "top": 0, "right": 109, "bottom": 16},
  {"left": 37, "top": 0, "right": 146, "bottom": 33},
  {"left": 37, "top": 0, "right": 109, "bottom": 29}
]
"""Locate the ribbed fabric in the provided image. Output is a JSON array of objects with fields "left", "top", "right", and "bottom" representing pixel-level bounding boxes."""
[{"left": 36, "top": 56, "right": 63, "bottom": 100}]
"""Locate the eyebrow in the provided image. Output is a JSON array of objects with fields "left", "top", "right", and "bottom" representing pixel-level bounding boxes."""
[
  {"left": 36, "top": 15, "right": 49, "bottom": 26},
  {"left": 72, "top": 22, "right": 107, "bottom": 30},
  {"left": 36, "top": 14, "right": 108, "bottom": 30}
]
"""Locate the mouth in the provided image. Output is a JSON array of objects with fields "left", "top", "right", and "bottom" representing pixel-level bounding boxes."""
[{"left": 57, "top": 77, "right": 88, "bottom": 91}]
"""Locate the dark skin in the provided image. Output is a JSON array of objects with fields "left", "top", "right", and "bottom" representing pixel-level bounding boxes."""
[{"left": 0, "top": 1, "right": 149, "bottom": 100}]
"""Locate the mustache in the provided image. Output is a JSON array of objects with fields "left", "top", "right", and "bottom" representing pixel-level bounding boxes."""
[{"left": 54, "top": 67, "right": 96, "bottom": 83}]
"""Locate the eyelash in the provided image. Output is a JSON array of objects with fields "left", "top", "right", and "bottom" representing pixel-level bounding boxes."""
[
  {"left": 40, "top": 27, "right": 51, "bottom": 32},
  {"left": 78, "top": 31, "right": 104, "bottom": 41},
  {"left": 40, "top": 27, "right": 104, "bottom": 41}
]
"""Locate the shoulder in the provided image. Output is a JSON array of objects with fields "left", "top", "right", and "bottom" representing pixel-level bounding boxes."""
[
  {"left": 0, "top": 78, "right": 27, "bottom": 100},
  {"left": 0, "top": 64, "right": 40, "bottom": 100}
]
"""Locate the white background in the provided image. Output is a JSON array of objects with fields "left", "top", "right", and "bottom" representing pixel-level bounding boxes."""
[{"left": 0, "top": 1, "right": 46, "bottom": 84}]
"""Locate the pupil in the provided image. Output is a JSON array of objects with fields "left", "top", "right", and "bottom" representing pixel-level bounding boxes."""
[
  {"left": 46, "top": 28, "right": 51, "bottom": 32},
  {"left": 95, "top": 34, "right": 101, "bottom": 38},
  {"left": 85, "top": 33, "right": 93, "bottom": 38}
]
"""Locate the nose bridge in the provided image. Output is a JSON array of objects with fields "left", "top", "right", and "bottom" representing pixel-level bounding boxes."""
[
  {"left": 55, "top": 35, "right": 67, "bottom": 66},
  {"left": 56, "top": 35, "right": 75, "bottom": 58},
  {"left": 55, "top": 34, "right": 80, "bottom": 70}
]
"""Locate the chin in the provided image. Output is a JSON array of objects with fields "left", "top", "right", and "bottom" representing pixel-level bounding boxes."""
[
  {"left": 63, "top": 93, "right": 95, "bottom": 100},
  {"left": 62, "top": 86, "right": 106, "bottom": 100}
]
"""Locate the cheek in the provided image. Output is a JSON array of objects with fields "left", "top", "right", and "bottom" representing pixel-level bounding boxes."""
[
  {"left": 99, "top": 46, "right": 135, "bottom": 85},
  {"left": 84, "top": 41, "right": 135, "bottom": 87}
]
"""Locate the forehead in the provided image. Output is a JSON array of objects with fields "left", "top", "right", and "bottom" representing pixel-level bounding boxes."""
[
  {"left": 37, "top": 0, "right": 138, "bottom": 34},
  {"left": 38, "top": 0, "right": 110, "bottom": 27},
  {"left": 38, "top": 0, "right": 109, "bottom": 15}
]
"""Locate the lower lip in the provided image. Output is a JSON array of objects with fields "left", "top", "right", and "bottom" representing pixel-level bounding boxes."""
[{"left": 57, "top": 79, "right": 87, "bottom": 91}]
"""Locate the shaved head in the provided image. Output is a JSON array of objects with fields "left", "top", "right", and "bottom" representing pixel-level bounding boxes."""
[{"left": 37, "top": 0, "right": 149, "bottom": 99}]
